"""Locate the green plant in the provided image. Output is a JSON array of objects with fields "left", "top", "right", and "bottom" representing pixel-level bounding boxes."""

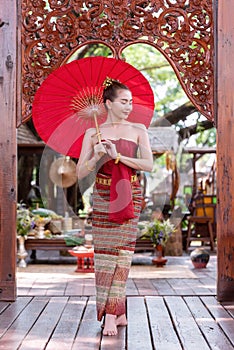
[
  {"left": 31, "top": 208, "right": 62, "bottom": 219},
  {"left": 142, "top": 219, "right": 176, "bottom": 247},
  {"left": 17, "top": 204, "right": 34, "bottom": 236}
]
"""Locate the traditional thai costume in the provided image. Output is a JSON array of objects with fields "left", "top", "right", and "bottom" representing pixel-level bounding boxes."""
[{"left": 92, "top": 138, "right": 142, "bottom": 321}]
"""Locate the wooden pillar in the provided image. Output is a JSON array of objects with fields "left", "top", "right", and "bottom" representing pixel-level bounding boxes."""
[
  {"left": 0, "top": 1, "right": 17, "bottom": 300},
  {"left": 192, "top": 153, "right": 197, "bottom": 197},
  {"left": 216, "top": 1, "right": 234, "bottom": 301}
]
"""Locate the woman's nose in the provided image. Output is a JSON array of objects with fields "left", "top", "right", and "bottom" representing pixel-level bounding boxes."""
[{"left": 125, "top": 103, "right": 132, "bottom": 110}]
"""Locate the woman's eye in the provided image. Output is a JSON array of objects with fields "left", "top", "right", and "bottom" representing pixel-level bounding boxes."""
[{"left": 120, "top": 101, "right": 132, "bottom": 105}]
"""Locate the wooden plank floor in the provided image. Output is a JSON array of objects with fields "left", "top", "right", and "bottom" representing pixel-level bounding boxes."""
[
  {"left": 16, "top": 254, "right": 217, "bottom": 297},
  {"left": 0, "top": 296, "right": 233, "bottom": 349},
  {"left": 0, "top": 254, "right": 233, "bottom": 349}
]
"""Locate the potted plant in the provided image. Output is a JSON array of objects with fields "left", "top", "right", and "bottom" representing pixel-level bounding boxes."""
[
  {"left": 142, "top": 219, "right": 176, "bottom": 266},
  {"left": 16, "top": 204, "right": 34, "bottom": 267},
  {"left": 17, "top": 203, "right": 34, "bottom": 237}
]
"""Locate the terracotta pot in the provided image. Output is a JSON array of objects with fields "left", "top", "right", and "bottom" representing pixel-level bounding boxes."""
[
  {"left": 152, "top": 245, "right": 167, "bottom": 267},
  {"left": 190, "top": 248, "right": 210, "bottom": 268}
]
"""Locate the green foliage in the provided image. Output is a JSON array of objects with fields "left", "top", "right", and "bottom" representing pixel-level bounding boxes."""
[
  {"left": 83, "top": 44, "right": 111, "bottom": 58},
  {"left": 195, "top": 127, "right": 216, "bottom": 147},
  {"left": 142, "top": 219, "right": 176, "bottom": 247},
  {"left": 17, "top": 204, "right": 34, "bottom": 236},
  {"left": 64, "top": 236, "right": 85, "bottom": 246},
  {"left": 31, "top": 208, "right": 62, "bottom": 219},
  {"left": 122, "top": 44, "right": 188, "bottom": 118},
  {"left": 17, "top": 205, "right": 61, "bottom": 236}
]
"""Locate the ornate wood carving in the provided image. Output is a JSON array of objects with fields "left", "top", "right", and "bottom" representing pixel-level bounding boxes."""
[{"left": 21, "top": 0, "right": 214, "bottom": 123}]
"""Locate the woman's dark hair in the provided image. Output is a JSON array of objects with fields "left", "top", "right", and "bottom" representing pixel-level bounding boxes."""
[{"left": 103, "top": 79, "right": 130, "bottom": 104}]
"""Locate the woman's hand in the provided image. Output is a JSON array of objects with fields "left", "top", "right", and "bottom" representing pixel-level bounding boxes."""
[
  {"left": 101, "top": 139, "right": 118, "bottom": 159},
  {"left": 94, "top": 140, "right": 118, "bottom": 160},
  {"left": 93, "top": 142, "right": 107, "bottom": 160}
]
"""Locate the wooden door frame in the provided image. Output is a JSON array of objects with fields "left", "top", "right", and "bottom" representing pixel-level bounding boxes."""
[
  {"left": 215, "top": 0, "right": 234, "bottom": 300},
  {"left": 0, "top": 0, "right": 17, "bottom": 300}
]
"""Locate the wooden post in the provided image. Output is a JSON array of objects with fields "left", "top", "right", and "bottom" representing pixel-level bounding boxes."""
[
  {"left": 216, "top": 1, "right": 234, "bottom": 301},
  {"left": 0, "top": 1, "right": 17, "bottom": 300}
]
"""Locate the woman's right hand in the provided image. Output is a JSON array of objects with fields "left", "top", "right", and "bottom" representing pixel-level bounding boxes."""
[{"left": 93, "top": 142, "right": 107, "bottom": 160}]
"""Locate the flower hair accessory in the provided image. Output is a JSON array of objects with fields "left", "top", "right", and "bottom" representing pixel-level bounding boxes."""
[{"left": 103, "top": 76, "right": 120, "bottom": 89}]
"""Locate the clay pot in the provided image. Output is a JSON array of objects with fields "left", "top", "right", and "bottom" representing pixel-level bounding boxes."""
[
  {"left": 190, "top": 248, "right": 210, "bottom": 268},
  {"left": 152, "top": 245, "right": 167, "bottom": 267}
]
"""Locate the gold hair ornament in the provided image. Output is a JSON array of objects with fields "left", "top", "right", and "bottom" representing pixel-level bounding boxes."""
[{"left": 103, "top": 77, "right": 120, "bottom": 89}]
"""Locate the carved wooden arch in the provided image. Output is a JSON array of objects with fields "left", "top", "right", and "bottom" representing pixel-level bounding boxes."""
[{"left": 21, "top": 0, "right": 214, "bottom": 124}]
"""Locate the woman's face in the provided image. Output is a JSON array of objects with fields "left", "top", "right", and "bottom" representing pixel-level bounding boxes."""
[{"left": 107, "top": 89, "right": 133, "bottom": 120}]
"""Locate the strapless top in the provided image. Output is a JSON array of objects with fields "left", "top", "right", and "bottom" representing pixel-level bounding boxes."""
[
  {"left": 98, "top": 138, "right": 138, "bottom": 174},
  {"left": 96, "top": 138, "right": 139, "bottom": 224}
]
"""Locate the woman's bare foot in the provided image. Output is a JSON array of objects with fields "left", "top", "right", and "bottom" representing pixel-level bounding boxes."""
[
  {"left": 103, "top": 314, "right": 118, "bottom": 336},
  {"left": 116, "top": 314, "right": 128, "bottom": 327}
]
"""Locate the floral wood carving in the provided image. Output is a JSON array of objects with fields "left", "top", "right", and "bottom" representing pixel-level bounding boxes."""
[{"left": 21, "top": 0, "right": 214, "bottom": 123}]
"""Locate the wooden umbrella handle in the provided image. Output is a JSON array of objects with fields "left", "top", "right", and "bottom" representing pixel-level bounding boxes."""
[
  {"left": 93, "top": 110, "right": 106, "bottom": 157},
  {"left": 93, "top": 111, "right": 102, "bottom": 143}
]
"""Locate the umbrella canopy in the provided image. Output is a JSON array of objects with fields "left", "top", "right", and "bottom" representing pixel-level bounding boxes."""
[{"left": 32, "top": 56, "right": 155, "bottom": 158}]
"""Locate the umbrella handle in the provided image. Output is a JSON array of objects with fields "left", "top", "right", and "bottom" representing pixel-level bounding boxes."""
[
  {"left": 93, "top": 111, "right": 102, "bottom": 143},
  {"left": 93, "top": 110, "right": 106, "bottom": 157}
]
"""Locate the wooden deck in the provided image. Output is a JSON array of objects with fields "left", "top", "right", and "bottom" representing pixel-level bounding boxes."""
[{"left": 0, "top": 255, "right": 234, "bottom": 349}]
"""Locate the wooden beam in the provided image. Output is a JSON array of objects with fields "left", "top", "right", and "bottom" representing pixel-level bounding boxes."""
[
  {"left": 0, "top": 1, "right": 17, "bottom": 300},
  {"left": 216, "top": 1, "right": 234, "bottom": 301}
]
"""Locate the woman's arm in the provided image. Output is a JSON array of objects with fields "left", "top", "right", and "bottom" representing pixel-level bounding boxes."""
[
  {"left": 119, "top": 125, "right": 153, "bottom": 172},
  {"left": 103, "top": 124, "right": 153, "bottom": 172},
  {"left": 76, "top": 129, "right": 106, "bottom": 179}
]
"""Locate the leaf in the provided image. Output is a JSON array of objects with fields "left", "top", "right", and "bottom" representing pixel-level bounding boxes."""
[{"left": 64, "top": 236, "right": 85, "bottom": 246}]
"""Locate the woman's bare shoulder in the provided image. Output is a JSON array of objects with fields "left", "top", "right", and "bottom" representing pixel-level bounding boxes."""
[
  {"left": 84, "top": 127, "right": 99, "bottom": 139},
  {"left": 130, "top": 123, "right": 147, "bottom": 133},
  {"left": 135, "top": 123, "right": 147, "bottom": 129},
  {"left": 83, "top": 128, "right": 99, "bottom": 146},
  {"left": 85, "top": 127, "right": 97, "bottom": 135}
]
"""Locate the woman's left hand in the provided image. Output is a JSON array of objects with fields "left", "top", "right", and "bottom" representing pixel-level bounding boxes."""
[{"left": 102, "top": 139, "right": 118, "bottom": 159}]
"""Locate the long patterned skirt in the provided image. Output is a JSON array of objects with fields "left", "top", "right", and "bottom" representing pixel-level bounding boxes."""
[{"left": 92, "top": 182, "right": 142, "bottom": 321}]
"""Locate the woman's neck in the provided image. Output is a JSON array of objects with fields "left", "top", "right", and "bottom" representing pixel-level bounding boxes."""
[{"left": 105, "top": 116, "right": 128, "bottom": 127}]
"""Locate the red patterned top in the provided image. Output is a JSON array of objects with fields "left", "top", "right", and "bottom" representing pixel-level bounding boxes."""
[{"left": 97, "top": 138, "right": 139, "bottom": 224}]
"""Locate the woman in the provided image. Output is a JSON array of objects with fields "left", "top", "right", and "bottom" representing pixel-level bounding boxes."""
[{"left": 77, "top": 78, "right": 153, "bottom": 336}]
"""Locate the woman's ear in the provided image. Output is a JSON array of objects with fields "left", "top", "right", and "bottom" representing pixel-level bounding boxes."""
[{"left": 106, "top": 99, "right": 112, "bottom": 110}]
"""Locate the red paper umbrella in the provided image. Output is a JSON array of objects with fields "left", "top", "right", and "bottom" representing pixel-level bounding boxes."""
[{"left": 32, "top": 56, "right": 154, "bottom": 158}]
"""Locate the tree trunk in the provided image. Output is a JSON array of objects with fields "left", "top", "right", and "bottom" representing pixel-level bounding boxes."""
[{"left": 151, "top": 101, "right": 197, "bottom": 127}]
